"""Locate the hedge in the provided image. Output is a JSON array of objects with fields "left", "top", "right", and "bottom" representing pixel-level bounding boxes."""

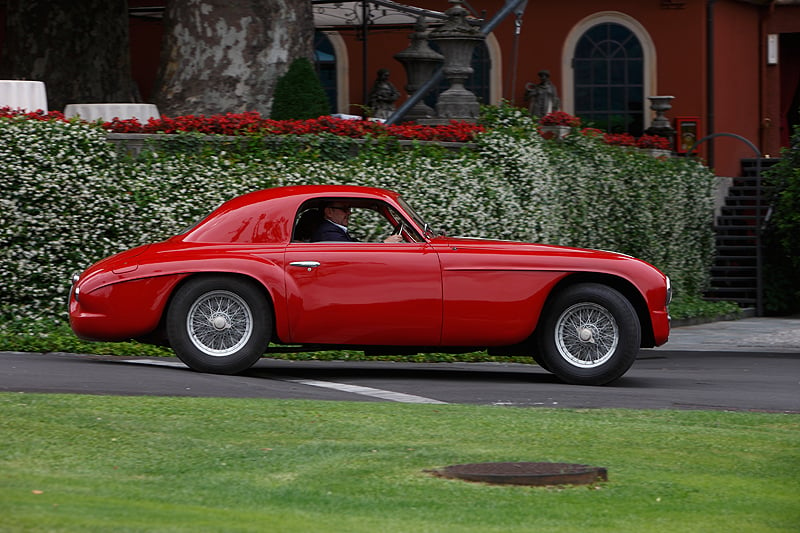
[
  {"left": 0, "top": 105, "right": 716, "bottom": 326},
  {"left": 763, "top": 126, "right": 800, "bottom": 314}
]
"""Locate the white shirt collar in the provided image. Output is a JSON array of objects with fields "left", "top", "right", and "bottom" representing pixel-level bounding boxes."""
[{"left": 327, "top": 219, "right": 349, "bottom": 233}]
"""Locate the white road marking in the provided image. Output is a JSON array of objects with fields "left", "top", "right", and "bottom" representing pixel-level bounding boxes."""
[
  {"left": 280, "top": 377, "right": 448, "bottom": 404},
  {"left": 122, "top": 360, "right": 448, "bottom": 404}
]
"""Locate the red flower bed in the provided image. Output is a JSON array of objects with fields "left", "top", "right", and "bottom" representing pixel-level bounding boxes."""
[
  {"left": 539, "top": 111, "right": 581, "bottom": 128},
  {"left": 0, "top": 106, "right": 66, "bottom": 122},
  {"left": 3, "top": 106, "right": 670, "bottom": 150},
  {"left": 580, "top": 127, "right": 604, "bottom": 138},
  {"left": 635, "top": 134, "right": 671, "bottom": 150},
  {"left": 0, "top": 107, "right": 485, "bottom": 143},
  {"left": 103, "top": 113, "right": 485, "bottom": 142},
  {"left": 602, "top": 132, "right": 637, "bottom": 147}
]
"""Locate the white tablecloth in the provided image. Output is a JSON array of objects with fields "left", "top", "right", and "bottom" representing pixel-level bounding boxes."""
[
  {"left": 0, "top": 80, "right": 48, "bottom": 112},
  {"left": 63, "top": 103, "right": 160, "bottom": 122}
]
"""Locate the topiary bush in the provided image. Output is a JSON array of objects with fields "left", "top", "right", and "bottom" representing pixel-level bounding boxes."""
[{"left": 269, "top": 57, "right": 331, "bottom": 120}]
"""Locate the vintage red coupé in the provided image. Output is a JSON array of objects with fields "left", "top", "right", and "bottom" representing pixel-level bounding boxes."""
[{"left": 69, "top": 185, "right": 671, "bottom": 385}]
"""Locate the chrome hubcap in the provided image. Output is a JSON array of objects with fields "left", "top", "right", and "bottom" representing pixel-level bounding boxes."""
[
  {"left": 211, "top": 315, "right": 229, "bottom": 330},
  {"left": 187, "top": 290, "right": 253, "bottom": 357},
  {"left": 555, "top": 303, "right": 619, "bottom": 368}
]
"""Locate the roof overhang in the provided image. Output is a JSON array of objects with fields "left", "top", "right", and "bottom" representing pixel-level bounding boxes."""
[
  {"left": 129, "top": 2, "right": 452, "bottom": 27},
  {"left": 311, "top": 1, "right": 449, "bottom": 29}
]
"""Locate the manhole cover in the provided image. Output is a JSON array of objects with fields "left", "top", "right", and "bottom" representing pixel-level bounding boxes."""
[{"left": 429, "top": 462, "right": 608, "bottom": 486}]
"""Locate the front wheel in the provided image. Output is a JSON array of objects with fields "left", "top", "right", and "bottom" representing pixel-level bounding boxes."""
[
  {"left": 167, "top": 276, "right": 272, "bottom": 374},
  {"left": 537, "top": 283, "right": 640, "bottom": 385}
]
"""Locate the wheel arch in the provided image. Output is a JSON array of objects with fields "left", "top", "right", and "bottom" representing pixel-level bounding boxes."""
[
  {"left": 539, "top": 273, "right": 656, "bottom": 348},
  {"left": 144, "top": 271, "right": 281, "bottom": 347}
]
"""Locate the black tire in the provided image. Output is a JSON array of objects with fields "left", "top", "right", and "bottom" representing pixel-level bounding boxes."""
[
  {"left": 531, "top": 352, "right": 551, "bottom": 372},
  {"left": 537, "top": 283, "right": 640, "bottom": 385},
  {"left": 167, "top": 276, "right": 272, "bottom": 374}
]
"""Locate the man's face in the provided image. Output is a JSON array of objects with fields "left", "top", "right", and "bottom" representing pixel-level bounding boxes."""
[{"left": 325, "top": 204, "right": 351, "bottom": 226}]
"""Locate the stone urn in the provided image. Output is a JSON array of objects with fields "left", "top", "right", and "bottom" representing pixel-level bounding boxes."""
[
  {"left": 645, "top": 95, "right": 676, "bottom": 143},
  {"left": 394, "top": 17, "right": 444, "bottom": 121},
  {"left": 428, "top": 0, "right": 484, "bottom": 122}
]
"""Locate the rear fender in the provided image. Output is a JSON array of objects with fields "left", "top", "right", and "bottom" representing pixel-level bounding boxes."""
[{"left": 143, "top": 258, "right": 290, "bottom": 343}]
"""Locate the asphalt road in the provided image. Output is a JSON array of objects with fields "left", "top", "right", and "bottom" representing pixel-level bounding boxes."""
[{"left": 2, "top": 347, "right": 798, "bottom": 413}]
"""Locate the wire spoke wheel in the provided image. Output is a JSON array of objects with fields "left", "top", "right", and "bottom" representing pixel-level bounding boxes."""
[
  {"left": 538, "top": 283, "right": 640, "bottom": 385},
  {"left": 554, "top": 302, "right": 619, "bottom": 368},
  {"left": 167, "top": 276, "right": 272, "bottom": 374},
  {"left": 187, "top": 290, "right": 253, "bottom": 357}
]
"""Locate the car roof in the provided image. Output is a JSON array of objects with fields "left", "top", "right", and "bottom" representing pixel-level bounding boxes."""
[
  {"left": 238, "top": 185, "right": 401, "bottom": 204},
  {"left": 179, "top": 185, "right": 403, "bottom": 244}
]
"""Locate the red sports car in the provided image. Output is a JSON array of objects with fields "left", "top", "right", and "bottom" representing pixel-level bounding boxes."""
[{"left": 69, "top": 185, "right": 670, "bottom": 385}]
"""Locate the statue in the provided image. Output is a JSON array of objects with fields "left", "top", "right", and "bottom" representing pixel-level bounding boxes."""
[
  {"left": 367, "top": 68, "right": 401, "bottom": 120},
  {"left": 525, "top": 70, "right": 561, "bottom": 118}
]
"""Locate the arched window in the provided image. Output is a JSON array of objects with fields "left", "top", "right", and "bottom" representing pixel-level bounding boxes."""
[
  {"left": 563, "top": 13, "right": 656, "bottom": 136},
  {"left": 574, "top": 22, "right": 644, "bottom": 135},
  {"left": 314, "top": 31, "right": 337, "bottom": 114}
]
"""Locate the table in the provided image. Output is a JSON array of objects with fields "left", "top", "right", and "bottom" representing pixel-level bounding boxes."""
[
  {"left": 0, "top": 80, "right": 48, "bottom": 112},
  {"left": 63, "top": 103, "right": 160, "bottom": 122}
]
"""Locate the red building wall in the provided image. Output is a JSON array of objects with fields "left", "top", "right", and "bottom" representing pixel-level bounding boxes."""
[
  {"left": 351, "top": 0, "right": 784, "bottom": 177},
  {"left": 2, "top": 1, "right": 797, "bottom": 178},
  {"left": 712, "top": 0, "right": 763, "bottom": 175},
  {"left": 767, "top": 5, "right": 800, "bottom": 151}
]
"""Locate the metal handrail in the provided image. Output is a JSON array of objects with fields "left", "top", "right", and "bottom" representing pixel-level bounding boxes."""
[{"left": 687, "top": 133, "right": 764, "bottom": 316}]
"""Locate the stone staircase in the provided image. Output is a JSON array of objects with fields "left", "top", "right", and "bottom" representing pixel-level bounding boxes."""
[{"left": 705, "top": 158, "right": 781, "bottom": 307}]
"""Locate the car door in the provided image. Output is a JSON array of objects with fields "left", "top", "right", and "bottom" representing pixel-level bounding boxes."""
[{"left": 284, "top": 241, "right": 443, "bottom": 345}]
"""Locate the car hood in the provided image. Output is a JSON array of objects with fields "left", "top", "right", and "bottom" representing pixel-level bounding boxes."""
[{"left": 431, "top": 236, "right": 631, "bottom": 260}]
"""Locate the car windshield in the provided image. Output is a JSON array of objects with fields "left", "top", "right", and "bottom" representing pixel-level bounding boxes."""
[{"left": 397, "top": 197, "right": 438, "bottom": 238}]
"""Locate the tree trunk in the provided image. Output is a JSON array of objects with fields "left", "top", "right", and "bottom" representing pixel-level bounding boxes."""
[
  {"left": 0, "top": 0, "right": 136, "bottom": 112},
  {"left": 153, "top": 0, "right": 314, "bottom": 117}
]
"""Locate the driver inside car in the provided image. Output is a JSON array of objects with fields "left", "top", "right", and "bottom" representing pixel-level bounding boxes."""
[{"left": 311, "top": 202, "right": 404, "bottom": 243}]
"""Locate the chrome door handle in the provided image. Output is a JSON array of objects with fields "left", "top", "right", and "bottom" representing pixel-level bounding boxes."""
[{"left": 289, "top": 261, "right": 320, "bottom": 270}]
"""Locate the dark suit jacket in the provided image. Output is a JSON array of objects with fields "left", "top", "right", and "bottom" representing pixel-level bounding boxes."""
[{"left": 311, "top": 219, "right": 357, "bottom": 242}]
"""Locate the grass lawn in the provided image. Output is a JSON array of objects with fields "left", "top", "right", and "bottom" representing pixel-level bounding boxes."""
[{"left": 1, "top": 393, "right": 798, "bottom": 532}]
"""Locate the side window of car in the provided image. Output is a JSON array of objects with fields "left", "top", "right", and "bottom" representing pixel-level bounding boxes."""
[
  {"left": 291, "top": 199, "right": 423, "bottom": 243},
  {"left": 293, "top": 207, "right": 323, "bottom": 242},
  {"left": 350, "top": 204, "right": 423, "bottom": 243},
  {"left": 348, "top": 206, "right": 388, "bottom": 242}
]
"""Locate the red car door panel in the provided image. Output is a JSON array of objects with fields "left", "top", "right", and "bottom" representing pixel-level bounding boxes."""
[{"left": 284, "top": 243, "right": 442, "bottom": 345}]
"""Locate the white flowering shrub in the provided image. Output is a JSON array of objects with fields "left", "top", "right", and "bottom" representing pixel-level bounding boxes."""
[
  {"left": 1, "top": 110, "right": 715, "bottom": 324},
  {"left": 0, "top": 118, "right": 136, "bottom": 321}
]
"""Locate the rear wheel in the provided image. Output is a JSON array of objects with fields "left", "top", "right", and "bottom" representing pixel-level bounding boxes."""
[
  {"left": 538, "top": 283, "right": 640, "bottom": 385},
  {"left": 167, "top": 276, "right": 271, "bottom": 374}
]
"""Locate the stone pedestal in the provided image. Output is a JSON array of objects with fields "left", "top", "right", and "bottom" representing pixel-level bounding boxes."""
[{"left": 394, "top": 17, "right": 444, "bottom": 121}]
